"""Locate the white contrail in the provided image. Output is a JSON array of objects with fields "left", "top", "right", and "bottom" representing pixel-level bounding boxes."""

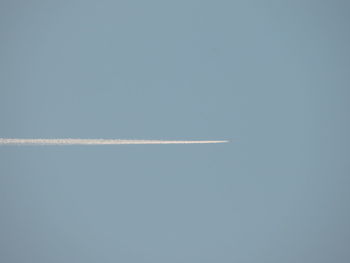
[{"left": 0, "top": 138, "right": 228, "bottom": 145}]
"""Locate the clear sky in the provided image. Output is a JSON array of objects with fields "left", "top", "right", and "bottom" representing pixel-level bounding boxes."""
[{"left": 1, "top": 1, "right": 350, "bottom": 262}]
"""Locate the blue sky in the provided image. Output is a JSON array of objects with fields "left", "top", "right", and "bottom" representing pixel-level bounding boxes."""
[{"left": 1, "top": 1, "right": 350, "bottom": 262}]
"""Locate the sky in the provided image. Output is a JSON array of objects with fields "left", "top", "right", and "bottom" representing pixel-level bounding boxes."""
[{"left": 1, "top": 1, "right": 350, "bottom": 262}]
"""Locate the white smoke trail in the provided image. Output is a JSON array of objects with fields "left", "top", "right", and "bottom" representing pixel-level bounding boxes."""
[{"left": 0, "top": 138, "right": 228, "bottom": 145}]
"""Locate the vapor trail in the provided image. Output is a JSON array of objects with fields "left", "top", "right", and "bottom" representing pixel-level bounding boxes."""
[{"left": 0, "top": 138, "right": 228, "bottom": 145}]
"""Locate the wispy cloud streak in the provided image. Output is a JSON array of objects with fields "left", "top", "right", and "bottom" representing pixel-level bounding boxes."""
[{"left": 0, "top": 138, "right": 228, "bottom": 145}]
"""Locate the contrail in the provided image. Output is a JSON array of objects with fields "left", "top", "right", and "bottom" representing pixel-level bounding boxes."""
[{"left": 0, "top": 138, "right": 228, "bottom": 145}]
